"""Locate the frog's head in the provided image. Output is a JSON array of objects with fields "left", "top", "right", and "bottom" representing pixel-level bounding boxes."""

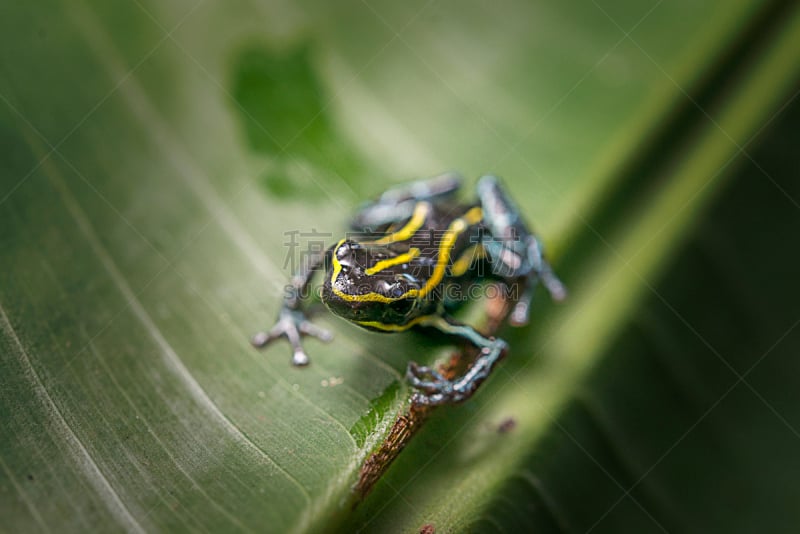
[{"left": 322, "top": 239, "right": 426, "bottom": 329}]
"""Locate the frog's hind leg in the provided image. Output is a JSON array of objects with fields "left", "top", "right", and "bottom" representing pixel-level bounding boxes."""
[
  {"left": 350, "top": 171, "right": 464, "bottom": 231},
  {"left": 509, "top": 238, "right": 567, "bottom": 325},
  {"left": 476, "top": 175, "right": 566, "bottom": 326},
  {"left": 406, "top": 315, "right": 508, "bottom": 405}
]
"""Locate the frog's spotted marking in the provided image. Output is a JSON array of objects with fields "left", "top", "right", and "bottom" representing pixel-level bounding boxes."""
[{"left": 330, "top": 205, "right": 483, "bottom": 303}]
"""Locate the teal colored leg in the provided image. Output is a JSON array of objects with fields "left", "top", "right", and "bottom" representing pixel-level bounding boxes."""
[
  {"left": 252, "top": 247, "right": 334, "bottom": 366},
  {"left": 351, "top": 172, "right": 463, "bottom": 230},
  {"left": 406, "top": 316, "right": 508, "bottom": 405},
  {"left": 476, "top": 175, "right": 566, "bottom": 325},
  {"left": 251, "top": 307, "right": 332, "bottom": 366},
  {"left": 377, "top": 171, "right": 462, "bottom": 205},
  {"left": 510, "top": 238, "right": 568, "bottom": 325},
  {"left": 405, "top": 362, "right": 449, "bottom": 393}
]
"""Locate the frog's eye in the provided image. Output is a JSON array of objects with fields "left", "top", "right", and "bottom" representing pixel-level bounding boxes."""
[
  {"left": 390, "top": 284, "right": 406, "bottom": 298},
  {"left": 336, "top": 241, "right": 358, "bottom": 260}
]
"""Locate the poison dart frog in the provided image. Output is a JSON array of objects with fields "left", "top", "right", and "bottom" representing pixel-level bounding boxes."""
[{"left": 252, "top": 173, "right": 566, "bottom": 405}]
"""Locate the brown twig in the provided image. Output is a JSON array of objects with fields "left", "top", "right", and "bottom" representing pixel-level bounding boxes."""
[{"left": 353, "top": 287, "right": 511, "bottom": 501}]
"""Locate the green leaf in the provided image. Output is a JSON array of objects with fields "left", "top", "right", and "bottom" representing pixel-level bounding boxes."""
[
  {"left": 1, "top": 1, "right": 798, "bottom": 533},
  {"left": 346, "top": 3, "right": 800, "bottom": 533}
]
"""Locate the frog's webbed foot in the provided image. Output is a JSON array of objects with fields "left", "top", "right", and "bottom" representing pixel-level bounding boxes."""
[
  {"left": 251, "top": 307, "right": 333, "bottom": 366},
  {"left": 406, "top": 337, "right": 509, "bottom": 406}
]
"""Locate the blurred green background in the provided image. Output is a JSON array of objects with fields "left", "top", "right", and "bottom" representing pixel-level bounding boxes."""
[{"left": 1, "top": 0, "right": 799, "bottom": 532}]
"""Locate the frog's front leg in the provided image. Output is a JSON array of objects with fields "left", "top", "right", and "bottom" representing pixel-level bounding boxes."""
[
  {"left": 406, "top": 315, "right": 509, "bottom": 405},
  {"left": 251, "top": 248, "right": 334, "bottom": 366}
]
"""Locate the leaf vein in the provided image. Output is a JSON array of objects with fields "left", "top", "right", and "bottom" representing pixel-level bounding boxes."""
[{"left": 0, "top": 304, "right": 147, "bottom": 534}]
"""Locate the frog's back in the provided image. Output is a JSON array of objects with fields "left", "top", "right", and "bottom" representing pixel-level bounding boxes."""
[{"left": 385, "top": 200, "right": 483, "bottom": 288}]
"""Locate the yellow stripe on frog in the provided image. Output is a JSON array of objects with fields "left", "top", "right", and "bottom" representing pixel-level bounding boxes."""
[
  {"left": 330, "top": 206, "right": 483, "bottom": 303},
  {"left": 364, "top": 247, "right": 421, "bottom": 275},
  {"left": 355, "top": 314, "right": 437, "bottom": 332},
  {"left": 415, "top": 206, "right": 482, "bottom": 298},
  {"left": 370, "top": 201, "right": 431, "bottom": 244},
  {"left": 449, "top": 243, "right": 487, "bottom": 277}
]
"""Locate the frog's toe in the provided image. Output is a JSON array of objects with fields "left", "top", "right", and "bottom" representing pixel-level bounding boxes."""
[
  {"left": 406, "top": 362, "right": 454, "bottom": 395},
  {"left": 292, "top": 349, "right": 310, "bottom": 366},
  {"left": 251, "top": 322, "right": 286, "bottom": 348},
  {"left": 406, "top": 361, "right": 446, "bottom": 381},
  {"left": 298, "top": 321, "right": 333, "bottom": 343},
  {"left": 407, "top": 377, "right": 446, "bottom": 394},
  {"left": 510, "top": 300, "right": 531, "bottom": 326},
  {"left": 411, "top": 389, "right": 461, "bottom": 406},
  {"left": 251, "top": 331, "right": 270, "bottom": 347}
]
